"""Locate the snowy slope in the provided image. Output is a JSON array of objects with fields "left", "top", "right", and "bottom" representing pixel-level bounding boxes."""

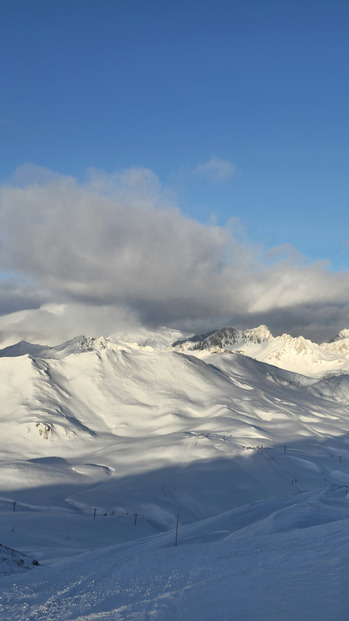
[
  {"left": 0, "top": 543, "right": 39, "bottom": 576},
  {"left": 1, "top": 487, "right": 349, "bottom": 620},
  {"left": 1, "top": 325, "right": 349, "bottom": 619},
  {"left": 1, "top": 331, "right": 349, "bottom": 516}
]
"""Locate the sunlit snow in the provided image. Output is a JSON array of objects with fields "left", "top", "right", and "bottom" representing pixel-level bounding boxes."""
[{"left": 1, "top": 326, "right": 349, "bottom": 619}]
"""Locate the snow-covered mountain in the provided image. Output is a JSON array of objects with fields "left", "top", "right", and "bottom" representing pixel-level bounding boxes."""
[
  {"left": 0, "top": 334, "right": 107, "bottom": 360},
  {"left": 1, "top": 325, "right": 349, "bottom": 619},
  {"left": 175, "top": 324, "right": 349, "bottom": 376}
]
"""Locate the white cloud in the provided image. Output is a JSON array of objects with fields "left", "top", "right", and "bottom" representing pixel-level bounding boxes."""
[
  {"left": 0, "top": 303, "right": 140, "bottom": 347},
  {"left": 0, "top": 163, "right": 349, "bottom": 344},
  {"left": 193, "top": 156, "right": 236, "bottom": 182}
]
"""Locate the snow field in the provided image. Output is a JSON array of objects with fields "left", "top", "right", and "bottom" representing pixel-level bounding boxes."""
[{"left": 1, "top": 326, "right": 349, "bottom": 618}]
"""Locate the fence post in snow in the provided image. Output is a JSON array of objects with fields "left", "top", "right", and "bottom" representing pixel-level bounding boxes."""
[
  {"left": 13, "top": 501, "right": 16, "bottom": 512},
  {"left": 134, "top": 513, "right": 138, "bottom": 526},
  {"left": 93, "top": 508, "right": 97, "bottom": 518},
  {"left": 175, "top": 513, "right": 180, "bottom": 547},
  {"left": 284, "top": 445, "right": 287, "bottom": 454}
]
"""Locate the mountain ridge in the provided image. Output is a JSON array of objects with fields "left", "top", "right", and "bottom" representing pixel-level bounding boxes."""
[{"left": 2, "top": 324, "right": 349, "bottom": 378}]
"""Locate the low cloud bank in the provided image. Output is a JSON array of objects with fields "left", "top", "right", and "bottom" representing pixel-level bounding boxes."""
[{"left": 0, "top": 164, "right": 348, "bottom": 345}]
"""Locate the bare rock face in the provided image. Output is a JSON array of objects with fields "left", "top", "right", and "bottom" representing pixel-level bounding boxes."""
[
  {"left": 35, "top": 422, "right": 53, "bottom": 439},
  {"left": 174, "top": 325, "right": 273, "bottom": 351},
  {"left": 0, "top": 543, "right": 39, "bottom": 576}
]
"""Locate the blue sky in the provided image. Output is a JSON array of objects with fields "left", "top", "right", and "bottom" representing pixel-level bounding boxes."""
[
  {"left": 0, "top": 0, "right": 349, "bottom": 343},
  {"left": 2, "top": 0, "right": 348, "bottom": 263}
]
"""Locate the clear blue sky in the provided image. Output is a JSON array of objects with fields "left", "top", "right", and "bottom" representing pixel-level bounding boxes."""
[{"left": 1, "top": 0, "right": 349, "bottom": 267}]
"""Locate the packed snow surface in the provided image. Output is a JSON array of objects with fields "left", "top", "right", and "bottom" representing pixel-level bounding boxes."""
[{"left": 1, "top": 325, "right": 349, "bottom": 619}]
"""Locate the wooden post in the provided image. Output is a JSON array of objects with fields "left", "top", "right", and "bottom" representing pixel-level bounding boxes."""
[
  {"left": 93, "top": 508, "right": 97, "bottom": 518},
  {"left": 134, "top": 513, "right": 138, "bottom": 526},
  {"left": 13, "top": 501, "right": 16, "bottom": 512}
]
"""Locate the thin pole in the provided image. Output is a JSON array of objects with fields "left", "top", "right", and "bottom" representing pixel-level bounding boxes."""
[{"left": 175, "top": 513, "right": 179, "bottom": 547}]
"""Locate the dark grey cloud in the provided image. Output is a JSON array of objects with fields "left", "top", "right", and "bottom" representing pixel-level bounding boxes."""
[
  {"left": 0, "top": 279, "right": 43, "bottom": 316},
  {"left": 0, "top": 164, "right": 349, "bottom": 344}
]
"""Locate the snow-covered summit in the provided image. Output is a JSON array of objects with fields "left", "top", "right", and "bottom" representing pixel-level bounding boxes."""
[
  {"left": 332, "top": 328, "right": 349, "bottom": 341},
  {"left": 0, "top": 335, "right": 111, "bottom": 360},
  {"left": 174, "top": 325, "right": 273, "bottom": 351},
  {"left": 0, "top": 340, "right": 52, "bottom": 358},
  {"left": 173, "top": 324, "right": 349, "bottom": 377},
  {"left": 322, "top": 329, "right": 349, "bottom": 356},
  {"left": 0, "top": 327, "right": 188, "bottom": 360}
]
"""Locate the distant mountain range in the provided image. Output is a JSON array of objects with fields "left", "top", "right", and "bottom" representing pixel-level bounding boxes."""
[
  {"left": 173, "top": 324, "right": 349, "bottom": 376},
  {"left": 2, "top": 324, "right": 349, "bottom": 376}
]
